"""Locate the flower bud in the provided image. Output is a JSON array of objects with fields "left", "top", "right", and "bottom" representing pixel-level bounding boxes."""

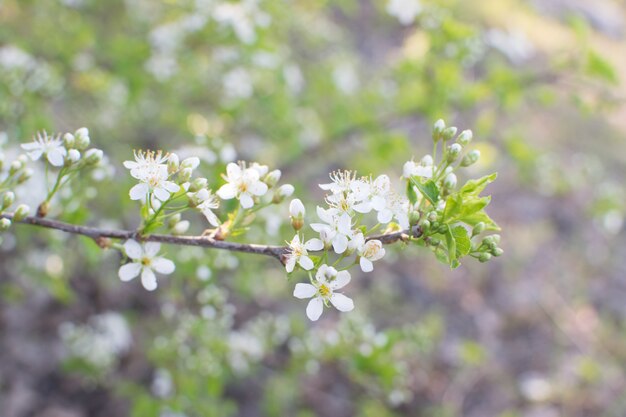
[
  {"left": 432, "top": 119, "right": 445, "bottom": 141},
  {"left": 9, "top": 160, "right": 22, "bottom": 174},
  {"left": 442, "top": 126, "right": 457, "bottom": 141},
  {"left": 63, "top": 133, "right": 75, "bottom": 149},
  {"left": 457, "top": 129, "right": 473, "bottom": 145},
  {"left": 273, "top": 184, "right": 294, "bottom": 203},
  {"left": 18, "top": 169, "right": 33, "bottom": 184},
  {"left": 492, "top": 247, "right": 504, "bottom": 257},
  {"left": 264, "top": 169, "right": 281, "bottom": 187},
  {"left": 168, "top": 213, "right": 182, "bottom": 228},
  {"left": 172, "top": 220, "right": 190, "bottom": 235},
  {"left": 444, "top": 173, "right": 457, "bottom": 189},
  {"left": 289, "top": 198, "right": 305, "bottom": 230},
  {"left": 419, "top": 219, "right": 431, "bottom": 233},
  {"left": 74, "top": 127, "right": 90, "bottom": 150},
  {"left": 472, "top": 222, "right": 486, "bottom": 236},
  {"left": 181, "top": 157, "right": 200, "bottom": 170},
  {"left": 67, "top": 149, "right": 81, "bottom": 163},
  {"left": 168, "top": 153, "right": 180, "bottom": 174},
  {"left": 478, "top": 252, "right": 492, "bottom": 263},
  {"left": 429, "top": 237, "right": 441, "bottom": 246},
  {"left": 14, "top": 204, "right": 30, "bottom": 221},
  {"left": 461, "top": 150, "right": 480, "bottom": 167},
  {"left": 37, "top": 201, "right": 48, "bottom": 217},
  {"left": 446, "top": 143, "right": 462, "bottom": 162},
  {"left": 420, "top": 154, "right": 434, "bottom": 167},
  {"left": 0, "top": 218, "right": 11, "bottom": 231},
  {"left": 409, "top": 210, "right": 420, "bottom": 226},
  {"left": 84, "top": 149, "right": 103, "bottom": 165},
  {"left": 189, "top": 177, "right": 208, "bottom": 192},
  {"left": 2, "top": 192, "right": 15, "bottom": 209},
  {"left": 179, "top": 167, "right": 193, "bottom": 182},
  {"left": 18, "top": 154, "right": 29, "bottom": 165},
  {"left": 427, "top": 211, "right": 438, "bottom": 222}
]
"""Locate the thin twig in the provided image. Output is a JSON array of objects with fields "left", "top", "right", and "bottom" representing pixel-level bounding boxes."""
[{"left": 0, "top": 212, "right": 422, "bottom": 263}]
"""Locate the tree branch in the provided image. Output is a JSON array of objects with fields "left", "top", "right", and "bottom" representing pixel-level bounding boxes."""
[{"left": 0, "top": 212, "right": 422, "bottom": 263}]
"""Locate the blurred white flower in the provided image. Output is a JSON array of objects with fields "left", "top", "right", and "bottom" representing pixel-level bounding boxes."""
[
  {"left": 21, "top": 131, "right": 66, "bottom": 167},
  {"left": 222, "top": 67, "right": 254, "bottom": 100},
  {"left": 332, "top": 62, "right": 359, "bottom": 95},
  {"left": 386, "top": 0, "right": 422, "bottom": 25},
  {"left": 196, "top": 188, "right": 220, "bottom": 227},
  {"left": 350, "top": 233, "right": 385, "bottom": 272},
  {"left": 124, "top": 150, "right": 180, "bottom": 202},
  {"left": 217, "top": 162, "right": 268, "bottom": 208},
  {"left": 293, "top": 264, "right": 354, "bottom": 321},
  {"left": 118, "top": 240, "right": 175, "bottom": 291},
  {"left": 285, "top": 234, "right": 323, "bottom": 273}
]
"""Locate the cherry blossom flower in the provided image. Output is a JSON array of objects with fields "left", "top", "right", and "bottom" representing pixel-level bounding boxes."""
[
  {"left": 21, "top": 131, "right": 67, "bottom": 167},
  {"left": 319, "top": 170, "right": 357, "bottom": 194},
  {"left": 217, "top": 162, "right": 268, "bottom": 208},
  {"left": 195, "top": 188, "right": 220, "bottom": 227},
  {"left": 386, "top": 0, "right": 421, "bottom": 26},
  {"left": 124, "top": 150, "right": 180, "bottom": 202},
  {"left": 285, "top": 234, "right": 323, "bottom": 273},
  {"left": 118, "top": 240, "right": 175, "bottom": 291},
  {"left": 350, "top": 233, "right": 386, "bottom": 272},
  {"left": 310, "top": 206, "right": 352, "bottom": 254},
  {"left": 293, "top": 264, "right": 354, "bottom": 321}
]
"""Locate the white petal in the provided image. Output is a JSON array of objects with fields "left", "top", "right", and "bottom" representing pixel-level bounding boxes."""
[
  {"left": 285, "top": 256, "right": 296, "bottom": 273},
  {"left": 298, "top": 256, "right": 314, "bottom": 271},
  {"left": 225, "top": 162, "right": 241, "bottom": 180},
  {"left": 123, "top": 161, "right": 138, "bottom": 169},
  {"left": 337, "top": 213, "right": 352, "bottom": 235},
  {"left": 164, "top": 181, "right": 180, "bottom": 193},
  {"left": 129, "top": 182, "right": 150, "bottom": 200},
  {"left": 21, "top": 142, "right": 40, "bottom": 151},
  {"left": 123, "top": 239, "right": 143, "bottom": 259},
  {"left": 153, "top": 187, "right": 171, "bottom": 201},
  {"left": 217, "top": 183, "right": 237, "bottom": 200},
  {"left": 306, "top": 297, "right": 324, "bottom": 321},
  {"left": 331, "top": 270, "right": 351, "bottom": 289},
  {"left": 118, "top": 262, "right": 141, "bottom": 281},
  {"left": 47, "top": 148, "right": 66, "bottom": 167},
  {"left": 153, "top": 257, "right": 175, "bottom": 274},
  {"left": 248, "top": 181, "right": 268, "bottom": 196},
  {"left": 332, "top": 234, "right": 348, "bottom": 254},
  {"left": 27, "top": 149, "right": 44, "bottom": 161},
  {"left": 141, "top": 268, "right": 158, "bottom": 291},
  {"left": 293, "top": 283, "right": 317, "bottom": 299},
  {"left": 330, "top": 293, "right": 354, "bottom": 312},
  {"left": 371, "top": 196, "right": 386, "bottom": 211},
  {"left": 144, "top": 242, "right": 161, "bottom": 257},
  {"left": 203, "top": 209, "right": 220, "bottom": 227},
  {"left": 353, "top": 202, "right": 372, "bottom": 214},
  {"left": 239, "top": 193, "right": 253, "bottom": 209},
  {"left": 310, "top": 223, "right": 326, "bottom": 233},
  {"left": 305, "top": 238, "right": 324, "bottom": 251},
  {"left": 316, "top": 206, "right": 333, "bottom": 223},
  {"left": 360, "top": 257, "right": 373, "bottom": 272},
  {"left": 377, "top": 209, "right": 393, "bottom": 224}
]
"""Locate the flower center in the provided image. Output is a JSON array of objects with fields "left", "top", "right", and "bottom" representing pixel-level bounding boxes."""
[
  {"left": 318, "top": 284, "right": 331, "bottom": 297},
  {"left": 141, "top": 257, "right": 152, "bottom": 266}
]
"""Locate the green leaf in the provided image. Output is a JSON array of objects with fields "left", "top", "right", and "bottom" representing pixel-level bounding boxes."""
[
  {"left": 459, "top": 173, "right": 497, "bottom": 196},
  {"left": 451, "top": 226, "right": 471, "bottom": 257},
  {"left": 444, "top": 226, "right": 458, "bottom": 268},
  {"left": 586, "top": 50, "right": 618, "bottom": 84},
  {"left": 407, "top": 180, "right": 418, "bottom": 205},
  {"left": 410, "top": 178, "right": 439, "bottom": 205},
  {"left": 460, "top": 211, "right": 500, "bottom": 231}
]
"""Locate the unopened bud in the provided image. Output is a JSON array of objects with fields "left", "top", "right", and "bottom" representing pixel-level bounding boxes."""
[
  {"left": 67, "top": 149, "right": 81, "bottom": 164},
  {"left": 472, "top": 222, "right": 486, "bottom": 236},
  {"left": 419, "top": 219, "right": 431, "bottom": 232},
  {"left": 409, "top": 211, "right": 420, "bottom": 226},
  {"left": 492, "top": 248, "right": 504, "bottom": 257},
  {"left": 273, "top": 184, "right": 294, "bottom": 203},
  {"left": 168, "top": 213, "right": 182, "bottom": 228},
  {"left": 10, "top": 160, "right": 22, "bottom": 174},
  {"left": 429, "top": 237, "right": 441, "bottom": 246},
  {"left": 457, "top": 129, "right": 473, "bottom": 145},
  {"left": 63, "top": 133, "right": 75, "bottom": 149},
  {"left": 264, "top": 169, "right": 281, "bottom": 187},
  {"left": 427, "top": 211, "right": 438, "bottom": 222},
  {"left": 0, "top": 218, "right": 11, "bottom": 231},
  {"left": 421, "top": 154, "right": 434, "bottom": 167},
  {"left": 36, "top": 201, "right": 48, "bottom": 218},
  {"left": 84, "top": 149, "right": 103, "bottom": 165},
  {"left": 168, "top": 153, "right": 180, "bottom": 174},
  {"left": 2, "top": 192, "right": 15, "bottom": 209},
  {"left": 18, "top": 155, "right": 29, "bottom": 165},
  {"left": 74, "top": 127, "right": 90, "bottom": 149},
  {"left": 172, "top": 220, "right": 190, "bottom": 235},
  {"left": 18, "top": 169, "right": 32, "bottom": 184},
  {"left": 444, "top": 173, "right": 457, "bottom": 189},
  {"left": 14, "top": 204, "right": 30, "bottom": 221},
  {"left": 189, "top": 177, "right": 208, "bottom": 192},
  {"left": 479, "top": 252, "right": 492, "bottom": 263},
  {"left": 432, "top": 119, "right": 445, "bottom": 141},
  {"left": 442, "top": 126, "right": 457, "bottom": 141},
  {"left": 181, "top": 157, "right": 200, "bottom": 170},
  {"left": 289, "top": 198, "right": 305, "bottom": 218},
  {"left": 179, "top": 167, "right": 193, "bottom": 182},
  {"left": 461, "top": 150, "right": 480, "bottom": 167},
  {"left": 446, "top": 143, "right": 462, "bottom": 162}
]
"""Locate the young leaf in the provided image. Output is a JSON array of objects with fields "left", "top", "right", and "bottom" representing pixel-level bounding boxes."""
[
  {"left": 459, "top": 173, "right": 497, "bottom": 196},
  {"left": 410, "top": 178, "right": 439, "bottom": 205}
]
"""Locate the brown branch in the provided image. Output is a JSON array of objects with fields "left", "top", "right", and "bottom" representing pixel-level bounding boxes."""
[{"left": 0, "top": 212, "right": 422, "bottom": 263}]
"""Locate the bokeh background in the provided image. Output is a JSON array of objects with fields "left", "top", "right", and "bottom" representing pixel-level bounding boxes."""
[{"left": 1, "top": 0, "right": 626, "bottom": 416}]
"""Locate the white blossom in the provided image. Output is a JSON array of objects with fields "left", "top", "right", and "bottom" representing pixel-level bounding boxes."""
[
  {"left": 21, "top": 131, "right": 67, "bottom": 167},
  {"left": 310, "top": 207, "right": 352, "bottom": 254},
  {"left": 216, "top": 162, "right": 268, "bottom": 208},
  {"left": 285, "top": 234, "right": 323, "bottom": 273},
  {"left": 118, "top": 240, "right": 175, "bottom": 291},
  {"left": 195, "top": 188, "right": 220, "bottom": 227},
  {"left": 293, "top": 264, "right": 354, "bottom": 321},
  {"left": 350, "top": 233, "right": 386, "bottom": 272},
  {"left": 289, "top": 198, "right": 305, "bottom": 218},
  {"left": 124, "top": 150, "right": 180, "bottom": 202},
  {"left": 386, "top": 0, "right": 422, "bottom": 25}
]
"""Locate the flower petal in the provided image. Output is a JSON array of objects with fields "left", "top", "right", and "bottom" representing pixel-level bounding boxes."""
[
  {"left": 248, "top": 181, "right": 268, "bottom": 196},
  {"left": 293, "top": 283, "right": 317, "bottom": 299},
  {"left": 285, "top": 256, "right": 296, "bottom": 273},
  {"left": 47, "top": 148, "right": 66, "bottom": 167},
  {"left": 153, "top": 257, "right": 175, "bottom": 274},
  {"left": 123, "top": 239, "right": 143, "bottom": 259},
  {"left": 306, "top": 297, "right": 324, "bottom": 321},
  {"left": 298, "top": 255, "right": 314, "bottom": 271},
  {"left": 164, "top": 181, "right": 180, "bottom": 193},
  {"left": 141, "top": 268, "right": 158, "bottom": 291},
  {"left": 239, "top": 193, "right": 254, "bottom": 209},
  {"left": 129, "top": 182, "right": 150, "bottom": 200},
  {"left": 377, "top": 209, "right": 393, "bottom": 224},
  {"left": 330, "top": 293, "right": 354, "bottom": 312},
  {"left": 332, "top": 234, "right": 348, "bottom": 254},
  {"left": 304, "top": 238, "right": 324, "bottom": 251},
  {"left": 217, "top": 183, "right": 237, "bottom": 200},
  {"left": 144, "top": 242, "right": 161, "bottom": 257},
  {"left": 153, "top": 186, "right": 171, "bottom": 201},
  {"left": 226, "top": 162, "right": 241, "bottom": 180},
  {"left": 331, "top": 270, "right": 351, "bottom": 289},
  {"left": 360, "top": 257, "right": 373, "bottom": 272},
  {"left": 118, "top": 262, "right": 141, "bottom": 281}
]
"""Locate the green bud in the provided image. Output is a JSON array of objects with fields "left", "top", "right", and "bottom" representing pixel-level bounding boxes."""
[
  {"left": 457, "top": 129, "right": 473, "bottom": 145},
  {"left": 63, "top": 133, "right": 75, "bottom": 149},
  {"left": 478, "top": 253, "right": 492, "bottom": 263},
  {"left": 446, "top": 143, "right": 462, "bottom": 162},
  {"left": 409, "top": 211, "right": 420, "bottom": 226},
  {"left": 9, "top": 160, "right": 22, "bottom": 174},
  {"left": 168, "top": 213, "right": 182, "bottom": 229},
  {"left": 427, "top": 211, "right": 438, "bottom": 222},
  {"left": 74, "top": 127, "right": 90, "bottom": 150},
  {"left": 189, "top": 177, "right": 208, "bottom": 192},
  {"left": 14, "top": 204, "right": 30, "bottom": 221},
  {"left": 0, "top": 218, "right": 11, "bottom": 231},
  {"left": 264, "top": 169, "right": 281, "bottom": 187},
  {"left": 491, "top": 234, "right": 501, "bottom": 244},
  {"left": 444, "top": 173, "right": 457, "bottom": 189},
  {"left": 84, "top": 149, "right": 103, "bottom": 165},
  {"left": 461, "top": 150, "right": 480, "bottom": 167},
  {"left": 179, "top": 167, "right": 193, "bottom": 182},
  {"left": 492, "top": 248, "right": 504, "bottom": 257},
  {"left": 419, "top": 219, "right": 431, "bottom": 232},
  {"left": 18, "top": 169, "right": 33, "bottom": 184},
  {"left": 429, "top": 237, "right": 441, "bottom": 246},
  {"left": 472, "top": 222, "right": 486, "bottom": 236},
  {"left": 442, "top": 126, "right": 457, "bottom": 141},
  {"left": 431, "top": 221, "right": 440, "bottom": 230},
  {"left": 432, "top": 119, "right": 445, "bottom": 141},
  {"left": 2, "top": 192, "right": 15, "bottom": 209},
  {"left": 437, "top": 225, "right": 448, "bottom": 234}
]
